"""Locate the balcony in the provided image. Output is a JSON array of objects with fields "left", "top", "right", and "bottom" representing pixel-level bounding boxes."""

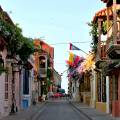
[
  {"left": 106, "top": 32, "right": 120, "bottom": 59},
  {"left": 95, "top": 42, "right": 107, "bottom": 69},
  {"left": 107, "top": 44, "right": 120, "bottom": 59},
  {"left": 105, "top": 10, "right": 120, "bottom": 58},
  {"left": 39, "top": 68, "right": 47, "bottom": 78}
]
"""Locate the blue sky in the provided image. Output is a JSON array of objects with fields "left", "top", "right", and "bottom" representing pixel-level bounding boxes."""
[{"left": 1, "top": 0, "right": 105, "bottom": 92}]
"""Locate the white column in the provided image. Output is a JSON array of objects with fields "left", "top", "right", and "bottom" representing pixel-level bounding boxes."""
[{"left": 106, "top": 76, "right": 109, "bottom": 113}]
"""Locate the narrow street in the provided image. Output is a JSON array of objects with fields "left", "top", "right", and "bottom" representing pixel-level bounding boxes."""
[
  {"left": 1, "top": 0, "right": 120, "bottom": 119},
  {"left": 32, "top": 99, "right": 89, "bottom": 120}
]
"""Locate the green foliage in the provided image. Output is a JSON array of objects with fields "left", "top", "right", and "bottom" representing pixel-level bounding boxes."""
[
  {"left": 88, "top": 21, "right": 98, "bottom": 53},
  {"left": 47, "top": 68, "right": 52, "bottom": 78},
  {"left": 0, "top": 12, "right": 35, "bottom": 62},
  {"left": 18, "top": 38, "right": 35, "bottom": 62},
  {"left": 47, "top": 58, "right": 50, "bottom": 67},
  {"left": 102, "top": 21, "right": 107, "bottom": 35}
]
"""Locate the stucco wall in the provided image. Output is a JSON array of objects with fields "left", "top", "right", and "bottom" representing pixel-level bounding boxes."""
[{"left": 0, "top": 73, "right": 5, "bottom": 118}]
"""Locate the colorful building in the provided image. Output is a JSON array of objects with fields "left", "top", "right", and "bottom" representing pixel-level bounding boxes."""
[
  {"left": 91, "top": 0, "right": 120, "bottom": 117},
  {"left": 34, "top": 39, "right": 54, "bottom": 101}
]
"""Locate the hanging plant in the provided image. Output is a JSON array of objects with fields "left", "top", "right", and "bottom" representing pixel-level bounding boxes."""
[
  {"left": 102, "top": 21, "right": 107, "bottom": 35},
  {"left": 47, "top": 68, "right": 52, "bottom": 79},
  {"left": 88, "top": 21, "right": 98, "bottom": 53}
]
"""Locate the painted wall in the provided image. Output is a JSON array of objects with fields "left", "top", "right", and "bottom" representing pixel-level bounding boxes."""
[
  {"left": 0, "top": 49, "right": 9, "bottom": 117},
  {"left": 0, "top": 73, "right": 5, "bottom": 118}
]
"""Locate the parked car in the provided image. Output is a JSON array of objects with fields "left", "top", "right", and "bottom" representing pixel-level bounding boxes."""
[{"left": 52, "top": 93, "right": 62, "bottom": 98}]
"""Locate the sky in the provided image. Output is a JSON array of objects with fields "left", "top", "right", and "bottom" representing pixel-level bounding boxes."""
[{"left": 0, "top": 0, "right": 105, "bottom": 92}]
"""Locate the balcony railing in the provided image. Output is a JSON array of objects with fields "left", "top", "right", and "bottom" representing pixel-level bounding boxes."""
[
  {"left": 39, "top": 68, "right": 47, "bottom": 78},
  {"left": 106, "top": 30, "right": 120, "bottom": 59},
  {"left": 105, "top": 18, "right": 120, "bottom": 59},
  {"left": 95, "top": 41, "right": 107, "bottom": 69}
]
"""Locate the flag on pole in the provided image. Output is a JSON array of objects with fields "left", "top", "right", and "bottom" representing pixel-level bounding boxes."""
[{"left": 69, "top": 43, "right": 80, "bottom": 50}]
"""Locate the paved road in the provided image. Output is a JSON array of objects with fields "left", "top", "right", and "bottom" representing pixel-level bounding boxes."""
[{"left": 33, "top": 100, "right": 90, "bottom": 120}]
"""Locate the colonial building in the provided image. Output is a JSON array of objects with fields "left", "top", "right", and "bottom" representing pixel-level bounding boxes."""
[
  {"left": 53, "top": 69, "right": 61, "bottom": 93},
  {"left": 0, "top": 6, "right": 35, "bottom": 118},
  {"left": 34, "top": 39, "right": 54, "bottom": 101},
  {"left": 90, "top": 0, "right": 120, "bottom": 117}
]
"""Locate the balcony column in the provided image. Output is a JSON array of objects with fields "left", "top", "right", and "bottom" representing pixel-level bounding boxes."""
[
  {"left": 106, "top": 76, "right": 110, "bottom": 113},
  {"left": 98, "top": 18, "right": 102, "bottom": 59},
  {"left": 113, "top": 0, "right": 117, "bottom": 44}
]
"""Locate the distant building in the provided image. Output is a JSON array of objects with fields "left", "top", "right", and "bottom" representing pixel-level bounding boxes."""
[{"left": 53, "top": 69, "right": 61, "bottom": 93}]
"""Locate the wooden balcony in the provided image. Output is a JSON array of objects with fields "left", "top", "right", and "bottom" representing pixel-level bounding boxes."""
[
  {"left": 107, "top": 44, "right": 120, "bottom": 59},
  {"left": 95, "top": 42, "right": 107, "bottom": 69},
  {"left": 106, "top": 32, "right": 120, "bottom": 59}
]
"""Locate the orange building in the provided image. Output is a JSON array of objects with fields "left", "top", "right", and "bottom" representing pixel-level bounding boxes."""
[{"left": 34, "top": 39, "right": 54, "bottom": 101}]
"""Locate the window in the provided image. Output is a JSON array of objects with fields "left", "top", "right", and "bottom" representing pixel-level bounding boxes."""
[{"left": 39, "top": 56, "right": 46, "bottom": 68}]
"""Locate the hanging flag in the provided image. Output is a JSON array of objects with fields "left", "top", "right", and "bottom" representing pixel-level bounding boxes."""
[{"left": 70, "top": 43, "right": 80, "bottom": 50}]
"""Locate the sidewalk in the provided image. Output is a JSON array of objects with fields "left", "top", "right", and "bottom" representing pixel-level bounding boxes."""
[
  {"left": 70, "top": 101, "right": 120, "bottom": 120},
  {"left": 0, "top": 102, "right": 46, "bottom": 120}
]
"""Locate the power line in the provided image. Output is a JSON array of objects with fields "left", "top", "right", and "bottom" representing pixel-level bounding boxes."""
[{"left": 50, "top": 41, "right": 90, "bottom": 45}]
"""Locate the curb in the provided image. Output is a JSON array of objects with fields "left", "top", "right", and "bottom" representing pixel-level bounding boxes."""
[
  {"left": 0, "top": 102, "right": 47, "bottom": 120},
  {"left": 31, "top": 102, "right": 48, "bottom": 120},
  {"left": 69, "top": 101, "right": 93, "bottom": 120},
  {"left": 28, "top": 101, "right": 47, "bottom": 120}
]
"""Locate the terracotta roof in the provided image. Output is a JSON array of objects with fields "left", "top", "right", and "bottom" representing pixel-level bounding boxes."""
[
  {"left": 93, "top": 5, "right": 120, "bottom": 22},
  {"left": 93, "top": 7, "right": 112, "bottom": 22}
]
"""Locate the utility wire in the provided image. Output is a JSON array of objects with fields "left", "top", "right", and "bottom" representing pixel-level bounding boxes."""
[{"left": 50, "top": 41, "right": 90, "bottom": 45}]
